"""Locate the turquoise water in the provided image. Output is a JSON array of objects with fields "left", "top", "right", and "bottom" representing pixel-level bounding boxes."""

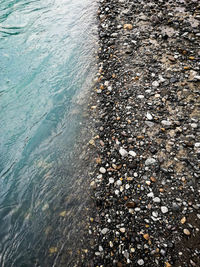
[{"left": 0, "top": 0, "right": 97, "bottom": 265}]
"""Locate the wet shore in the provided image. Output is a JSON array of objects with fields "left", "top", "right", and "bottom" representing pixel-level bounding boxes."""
[{"left": 82, "top": 0, "right": 200, "bottom": 266}]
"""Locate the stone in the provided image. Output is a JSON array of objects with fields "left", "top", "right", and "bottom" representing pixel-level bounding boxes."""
[
  {"left": 152, "top": 81, "right": 159, "bottom": 87},
  {"left": 119, "top": 147, "right": 128, "bottom": 157},
  {"left": 161, "top": 206, "right": 168, "bottom": 213},
  {"left": 137, "top": 259, "right": 144, "bottom": 265},
  {"left": 145, "top": 158, "right": 156, "bottom": 165},
  {"left": 181, "top": 217, "right": 186, "bottom": 224},
  {"left": 116, "top": 180, "right": 122, "bottom": 186},
  {"left": 123, "top": 24, "right": 133, "bottom": 30},
  {"left": 126, "top": 202, "right": 136, "bottom": 208},
  {"left": 129, "top": 150, "right": 137, "bottom": 157},
  {"left": 161, "top": 120, "right": 172, "bottom": 126},
  {"left": 183, "top": 229, "right": 191, "bottom": 236},
  {"left": 101, "top": 228, "right": 109, "bottom": 234},
  {"left": 120, "top": 227, "right": 126, "bottom": 233},
  {"left": 146, "top": 112, "right": 153, "bottom": 120},
  {"left": 100, "top": 167, "right": 106, "bottom": 174},
  {"left": 153, "top": 197, "right": 161, "bottom": 203},
  {"left": 109, "top": 178, "right": 115, "bottom": 184}
]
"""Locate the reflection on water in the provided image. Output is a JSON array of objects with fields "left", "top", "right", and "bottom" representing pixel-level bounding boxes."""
[{"left": 0, "top": 0, "right": 97, "bottom": 265}]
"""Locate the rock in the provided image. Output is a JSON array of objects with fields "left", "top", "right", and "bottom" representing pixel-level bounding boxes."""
[
  {"left": 101, "top": 228, "right": 109, "bottom": 234},
  {"left": 161, "top": 120, "right": 172, "bottom": 126},
  {"left": 161, "top": 206, "right": 168, "bottom": 214},
  {"left": 129, "top": 150, "right": 137, "bottom": 157},
  {"left": 100, "top": 167, "right": 106, "bottom": 174},
  {"left": 153, "top": 197, "right": 161, "bottom": 203},
  {"left": 109, "top": 178, "right": 115, "bottom": 184},
  {"left": 120, "top": 227, "right": 126, "bottom": 233},
  {"left": 147, "top": 192, "right": 154, "bottom": 198},
  {"left": 126, "top": 202, "right": 136, "bottom": 208},
  {"left": 137, "top": 259, "right": 144, "bottom": 265},
  {"left": 116, "top": 180, "right": 122, "bottom": 186},
  {"left": 152, "top": 81, "right": 159, "bottom": 87},
  {"left": 183, "top": 229, "right": 191, "bottom": 236},
  {"left": 152, "top": 211, "right": 158, "bottom": 218},
  {"left": 119, "top": 147, "right": 128, "bottom": 157},
  {"left": 123, "top": 24, "right": 133, "bottom": 30},
  {"left": 143, "top": 233, "right": 150, "bottom": 240},
  {"left": 146, "top": 112, "right": 153, "bottom": 120},
  {"left": 181, "top": 217, "right": 186, "bottom": 224},
  {"left": 145, "top": 158, "right": 156, "bottom": 165}
]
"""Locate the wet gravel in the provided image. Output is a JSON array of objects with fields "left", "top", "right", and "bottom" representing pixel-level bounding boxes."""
[{"left": 84, "top": 0, "right": 200, "bottom": 266}]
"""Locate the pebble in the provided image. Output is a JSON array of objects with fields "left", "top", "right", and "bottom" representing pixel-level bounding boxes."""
[
  {"left": 145, "top": 158, "right": 156, "bottom": 165},
  {"left": 109, "top": 178, "right": 115, "bottom": 184},
  {"left": 137, "top": 259, "right": 144, "bottom": 265},
  {"left": 116, "top": 180, "right": 122, "bottom": 186},
  {"left": 99, "top": 167, "right": 106, "bottom": 174},
  {"left": 152, "top": 81, "right": 159, "bottom": 87},
  {"left": 161, "top": 206, "right": 169, "bottom": 214},
  {"left": 183, "top": 229, "right": 191, "bottom": 236},
  {"left": 119, "top": 147, "right": 128, "bottom": 157},
  {"left": 129, "top": 150, "right": 137, "bottom": 157},
  {"left": 120, "top": 227, "right": 126, "bottom": 233},
  {"left": 146, "top": 112, "right": 153, "bottom": 120},
  {"left": 161, "top": 120, "right": 172, "bottom": 126},
  {"left": 153, "top": 197, "right": 161, "bottom": 203},
  {"left": 101, "top": 228, "right": 109, "bottom": 235}
]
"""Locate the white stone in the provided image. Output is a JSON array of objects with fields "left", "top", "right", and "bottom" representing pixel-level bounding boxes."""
[
  {"left": 120, "top": 227, "right": 126, "bottom": 233},
  {"left": 161, "top": 120, "right": 172, "bottom": 126},
  {"left": 146, "top": 112, "right": 153, "bottom": 120},
  {"left": 129, "top": 150, "right": 137, "bottom": 157},
  {"left": 137, "top": 95, "right": 144, "bottom": 99},
  {"left": 137, "top": 259, "right": 144, "bottom": 265},
  {"left": 101, "top": 228, "right": 109, "bottom": 234},
  {"left": 152, "top": 211, "right": 158, "bottom": 218},
  {"left": 147, "top": 192, "right": 154, "bottom": 198},
  {"left": 153, "top": 197, "right": 161, "bottom": 203},
  {"left": 109, "top": 178, "right": 115, "bottom": 184},
  {"left": 152, "top": 81, "right": 159, "bottom": 87},
  {"left": 119, "top": 147, "right": 128, "bottom": 157},
  {"left": 161, "top": 206, "right": 168, "bottom": 213},
  {"left": 100, "top": 167, "right": 106, "bottom": 174},
  {"left": 116, "top": 180, "right": 122, "bottom": 186},
  {"left": 194, "top": 143, "right": 200, "bottom": 148},
  {"left": 99, "top": 245, "right": 103, "bottom": 252},
  {"left": 125, "top": 184, "right": 130, "bottom": 190},
  {"left": 145, "top": 158, "right": 156, "bottom": 165}
]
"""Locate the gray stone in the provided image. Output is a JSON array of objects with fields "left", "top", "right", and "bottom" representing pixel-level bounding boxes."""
[{"left": 145, "top": 158, "right": 156, "bottom": 165}]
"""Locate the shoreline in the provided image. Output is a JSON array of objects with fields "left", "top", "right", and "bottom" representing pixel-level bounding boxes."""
[{"left": 84, "top": 0, "right": 200, "bottom": 266}]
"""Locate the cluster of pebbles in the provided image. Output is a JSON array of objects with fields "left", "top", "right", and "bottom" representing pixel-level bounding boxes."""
[{"left": 84, "top": 0, "right": 200, "bottom": 266}]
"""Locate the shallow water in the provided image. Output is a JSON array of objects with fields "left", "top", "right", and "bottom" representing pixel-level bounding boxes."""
[{"left": 0, "top": 0, "right": 97, "bottom": 265}]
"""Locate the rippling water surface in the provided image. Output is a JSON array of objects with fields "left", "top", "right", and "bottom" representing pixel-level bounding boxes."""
[{"left": 0, "top": 0, "right": 97, "bottom": 265}]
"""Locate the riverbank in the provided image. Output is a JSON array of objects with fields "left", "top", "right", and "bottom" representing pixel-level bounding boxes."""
[{"left": 84, "top": 0, "right": 200, "bottom": 266}]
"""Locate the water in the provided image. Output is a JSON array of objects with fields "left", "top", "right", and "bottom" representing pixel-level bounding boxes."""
[{"left": 0, "top": 0, "right": 97, "bottom": 265}]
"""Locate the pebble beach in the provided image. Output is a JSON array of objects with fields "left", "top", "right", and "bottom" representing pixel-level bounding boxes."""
[{"left": 83, "top": 0, "right": 200, "bottom": 266}]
